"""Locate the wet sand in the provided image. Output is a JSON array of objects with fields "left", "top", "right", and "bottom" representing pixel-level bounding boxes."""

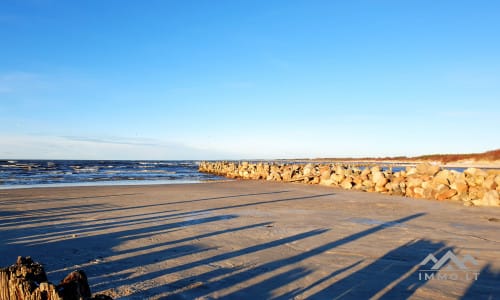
[{"left": 1, "top": 181, "right": 499, "bottom": 299}]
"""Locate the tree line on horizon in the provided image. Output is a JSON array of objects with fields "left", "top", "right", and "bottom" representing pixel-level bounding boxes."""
[{"left": 313, "top": 149, "right": 500, "bottom": 163}]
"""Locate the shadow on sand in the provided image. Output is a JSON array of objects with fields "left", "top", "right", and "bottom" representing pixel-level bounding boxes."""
[{"left": 1, "top": 190, "right": 499, "bottom": 299}]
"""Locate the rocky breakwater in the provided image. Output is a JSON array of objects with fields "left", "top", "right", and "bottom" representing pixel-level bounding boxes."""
[{"left": 199, "top": 161, "right": 500, "bottom": 207}]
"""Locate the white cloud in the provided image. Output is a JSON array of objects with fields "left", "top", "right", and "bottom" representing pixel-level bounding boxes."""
[
  {"left": 0, "top": 134, "right": 234, "bottom": 160},
  {"left": 60, "top": 135, "right": 160, "bottom": 147}
]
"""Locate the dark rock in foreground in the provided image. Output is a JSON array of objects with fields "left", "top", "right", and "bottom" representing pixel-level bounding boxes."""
[{"left": 0, "top": 256, "right": 112, "bottom": 300}]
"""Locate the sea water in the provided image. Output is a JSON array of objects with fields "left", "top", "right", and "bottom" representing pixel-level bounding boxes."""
[{"left": 0, "top": 160, "right": 227, "bottom": 189}]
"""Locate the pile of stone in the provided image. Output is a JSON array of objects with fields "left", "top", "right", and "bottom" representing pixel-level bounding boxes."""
[{"left": 199, "top": 161, "right": 500, "bottom": 207}]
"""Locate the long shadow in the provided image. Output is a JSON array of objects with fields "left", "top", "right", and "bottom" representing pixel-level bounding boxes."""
[
  {"left": 226, "top": 267, "right": 314, "bottom": 300},
  {"left": 111, "top": 222, "right": 273, "bottom": 255},
  {"left": 308, "top": 239, "right": 450, "bottom": 299},
  {"left": 11, "top": 192, "right": 335, "bottom": 244},
  {"left": 105, "top": 229, "right": 330, "bottom": 292},
  {"left": 2, "top": 192, "right": 333, "bottom": 253},
  {"left": 164, "top": 193, "right": 336, "bottom": 219},
  {"left": 156, "top": 190, "right": 291, "bottom": 206},
  {"left": 2, "top": 189, "right": 337, "bottom": 294},
  {"left": 280, "top": 260, "right": 364, "bottom": 298},
  {"left": 0, "top": 190, "right": 293, "bottom": 228},
  {"left": 0, "top": 203, "right": 113, "bottom": 220},
  {"left": 0, "top": 190, "right": 290, "bottom": 206},
  {"left": 461, "top": 263, "right": 500, "bottom": 299},
  {"left": 9, "top": 209, "right": 181, "bottom": 244},
  {"left": 0, "top": 213, "right": 237, "bottom": 267},
  {"left": 7, "top": 214, "right": 237, "bottom": 247},
  {"left": 146, "top": 213, "right": 425, "bottom": 299},
  {"left": 0, "top": 193, "right": 144, "bottom": 205},
  {"left": 217, "top": 214, "right": 427, "bottom": 300},
  {"left": 223, "top": 262, "right": 365, "bottom": 300}
]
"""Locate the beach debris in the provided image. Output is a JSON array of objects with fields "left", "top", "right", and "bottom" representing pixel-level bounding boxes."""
[{"left": 0, "top": 256, "right": 113, "bottom": 300}]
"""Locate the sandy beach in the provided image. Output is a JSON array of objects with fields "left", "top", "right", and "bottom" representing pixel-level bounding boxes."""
[{"left": 1, "top": 181, "right": 499, "bottom": 299}]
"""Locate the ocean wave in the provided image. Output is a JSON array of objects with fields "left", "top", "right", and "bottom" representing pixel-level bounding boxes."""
[
  {"left": 72, "top": 167, "right": 99, "bottom": 173},
  {"left": 0, "top": 160, "right": 226, "bottom": 187}
]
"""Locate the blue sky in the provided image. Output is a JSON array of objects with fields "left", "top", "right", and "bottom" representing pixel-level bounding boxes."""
[{"left": 1, "top": 1, "right": 499, "bottom": 159}]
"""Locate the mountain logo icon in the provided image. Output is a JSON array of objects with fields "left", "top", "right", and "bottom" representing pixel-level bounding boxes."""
[{"left": 420, "top": 250, "right": 478, "bottom": 270}]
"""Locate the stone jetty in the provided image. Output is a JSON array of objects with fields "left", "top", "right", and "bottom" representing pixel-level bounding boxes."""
[{"left": 199, "top": 161, "right": 500, "bottom": 207}]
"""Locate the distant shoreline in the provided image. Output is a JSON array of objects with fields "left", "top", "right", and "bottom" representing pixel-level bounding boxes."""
[{"left": 297, "top": 149, "right": 500, "bottom": 168}]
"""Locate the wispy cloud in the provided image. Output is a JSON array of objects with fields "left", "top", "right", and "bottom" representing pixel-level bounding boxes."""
[
  {"left": 0, "top": 134, "right": 235, "bottom": 160},
  {"left": 61, "top": 135, "right": 161, "bottom": 147}
]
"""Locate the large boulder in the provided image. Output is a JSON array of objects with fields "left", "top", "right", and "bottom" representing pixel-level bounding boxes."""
[
  {"left": 371, "top": 171, "right": 386, "bottom": 186},
  {"left": 331, "top": 173, "right": 345, "bottom": 185},
  {"left": 416, "top": 163, "right": 440, "bottom": 176},
  {"left": 319, "top": 165, "right": 332, "bottom": 180},
  {"left": 433, "top": 185, "right": 458, "bottom": 201},
  {"left": 432, "top": 170, "right": 453, "bottom": 186},
  {"left": 334, "top": 165, "right": 347, "bottom": 177},
  {"left": 450, "top": 179, "right": 468, "bottom": 195},
  {"left": 472, "top": 190, "right": 500, "bottom": 207},
  {"left": 483, "top": 175, "right": 498, "bottom": 190},
  {"left": 303, "top": 163, "right": 314, "bottom": 176},
  {"left": 464, "top": 167, "right": 488, "bottom": 177},
  {"left": 406, "top": 176, "right": 423, "bottom": 188},
  {"left": 360, "top": 168, "right": 371, "bottom": 180},
  {"left": 340, "top": 179, "right": 353, "bottom": 190}
]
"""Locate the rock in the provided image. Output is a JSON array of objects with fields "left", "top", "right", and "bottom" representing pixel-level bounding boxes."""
[
  {"left": 416, "top": 163, "right": 441, "bottom": 176},
  {"left": 319, "top": 178, "right": 334, "bottom": 186},
  {"left": 334, "top": 165, "right": 347, "bottom": 177},
  {"left": 464, "top": 167, "right": 488, "bottom": 177},
  {"left": 406, "top": 176, "right": 423, "bottom": 188},
  {"left": 483, "top": 176, "right": 497, "bottom": 190},
  {"left": 340, "top": 179, "right": 353, "bottom": 190},
  {"left": 472, "top": 190, "right": 500, "bottom": 206},
  {"left": 375, "top": 183, "right": 389, "bottom": 193},
  {"left": 281, "top": 167, "right": 293, "bottom": 182},
  {"left": 413, "top": 187, "right": 425, "bottom": 198},
  {"left": 198, "top": 161, "right": 499, "bottom": 205},
  {"left": 421, "top": 181, "right": 433, "bottom": 199},
  {"left": 468, "top": 186, "right": 485, "bottom": 201},
  {"left": 0, "top": 257, "right": 112, "bottom": 300},
  {"left": 362, "top": 179, "right": 374, "bottom": 188},
  {"left": 371, "top": 171, "right": 385, "bottom": 186},
  {"left": 331, "top": 174, "right": 345, "bottom": 185},
  {"left": 352, "top": 176, "right": 364, "bottom": 189},
  {"left": 433, "top": 170, "right": 453, "bottom": 186},
  {"left": 58, "top": 270, "right": 92, "bottom": 300},
  {"left": 406, "top": 166, "right": 418, "bottom": 176},
  {"left": 303, "top": 164, "right": 314, "bottom": 176},
  {"left": 360, "top": 168, "right": 371, "bottom": 180},
  {"left": 450, "top": 179, "right": 468, "bottom": 194},
  {"left": 388, "top": 182, "right": 404, "bottom": 196},
  {"left": 435, "top": 188, "right": 458, "bottom": 201},
  {"left": 319, "top": 166, "right": 332, "bottom": 180}
]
